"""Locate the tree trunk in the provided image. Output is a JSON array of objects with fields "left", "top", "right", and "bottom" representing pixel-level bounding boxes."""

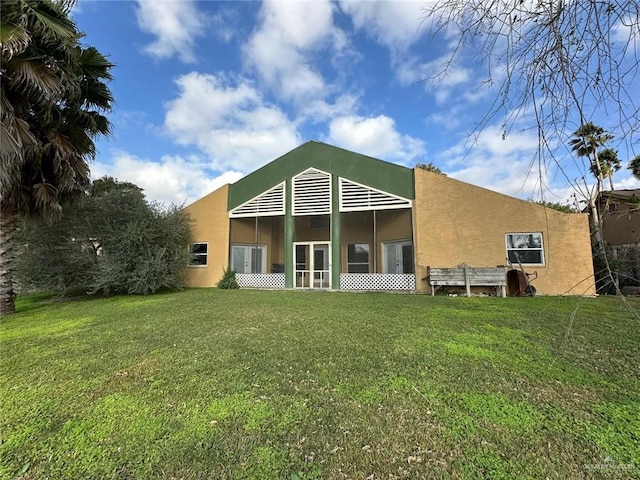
[
  {"left": 0, "top": 212, "right": 19, "bottom": 316},
  {"left": 593, "top": 150, "right": 605, "bottom": 194},
  {"left": 589, "top": 197, "right": 602, "bottom": 246}
]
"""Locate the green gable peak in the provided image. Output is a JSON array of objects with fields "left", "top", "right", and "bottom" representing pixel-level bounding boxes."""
[{"left": 228, "top": 141, "right": 414, "bottom": 210}]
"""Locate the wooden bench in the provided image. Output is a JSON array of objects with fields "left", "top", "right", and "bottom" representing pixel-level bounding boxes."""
[{"left": 426, "top": 265, "right": 506, "bottom": 297}]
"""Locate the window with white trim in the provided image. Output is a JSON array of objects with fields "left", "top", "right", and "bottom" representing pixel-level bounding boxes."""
[
  {"left": 188, "top": 243, "right": 208, "bottom": 266},
  {"left": 347, "top": 244, "right": 370, "bottom": 273},
  {"left": 506, "top": 233, "right": 544, "bottom": 265}
]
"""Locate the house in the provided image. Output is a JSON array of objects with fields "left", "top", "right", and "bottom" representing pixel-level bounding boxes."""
[
  {"left": 598, "top": 189, "right": 640, "bottom": 246},
  {"left": 595, "top": 189, "right": 640, "bottom": 293},
  {"left": 184, "top": 141, "right": 595, "bottom": 295}
]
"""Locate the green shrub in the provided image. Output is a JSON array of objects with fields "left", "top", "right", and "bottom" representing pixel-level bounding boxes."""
[
  {"left": 15, "top": 177, "right": 192, "bottom": 296},
  {"left": 217, "top": 269, "right": 239, "bottom": 289}
]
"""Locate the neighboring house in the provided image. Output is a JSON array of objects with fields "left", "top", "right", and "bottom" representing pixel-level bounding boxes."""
[
  {"left": 595, "top": 189, "right": 640, "bottom": 292},
  {"left": 598, "top": 189, "right": 640, "bottom": 246},
  {"left": 184, "top": 141, "right": 595, "bottom": 295}
]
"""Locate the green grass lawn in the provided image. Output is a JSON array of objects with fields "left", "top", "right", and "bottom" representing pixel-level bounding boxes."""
[{"left": 1, "top": 290, "right": 638, "bottom": 479}]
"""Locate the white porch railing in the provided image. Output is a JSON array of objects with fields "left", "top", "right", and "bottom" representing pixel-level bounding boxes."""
[
  {"left": 340, "top": 273, "right": 416, "bottom": 290},
  {"left": 235, "top": 273, "right": 416, "bottom": 290},
  {"left": 236, "top": 273, "right": 285, "bottom": 289}
]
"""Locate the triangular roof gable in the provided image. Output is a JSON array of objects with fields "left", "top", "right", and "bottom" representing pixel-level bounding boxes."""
[
  {"left": 228, "top": 141, "right": 414, "bottom": 210},
  {"left": 339, "top": 177, "right": 412, "bottom": 211},
  {"left": 229, "top": 181, "right": 285, "bottom": 218}
]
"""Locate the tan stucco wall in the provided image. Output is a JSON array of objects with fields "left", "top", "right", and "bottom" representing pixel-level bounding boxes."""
[
  {"left": 294, "top": 215, "right": 331, "bottom": 242},
  {"left": 413, "top": 169, "right": 595, "bottom": 295},
  {"left": 341, "top": 211, "right": 374, "bottom": 272},
  {"left": 183, "top": 185, "right": 230, "bottom": 287}
]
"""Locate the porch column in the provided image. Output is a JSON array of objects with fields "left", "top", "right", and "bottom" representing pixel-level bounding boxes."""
[
  {"left": 284, "top": 178, "right": 294, "bottom": 288},
  {"left": 331, "top": 174, "right": 341, "bottom": 289}
]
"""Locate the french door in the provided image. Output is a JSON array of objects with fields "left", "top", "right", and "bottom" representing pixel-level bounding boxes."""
[
  {"left": 294, "top": 242, "right": 330, "bottom": 288},
  {"left": 232, "top": 244, "right": 266, "bottom": 273},
  {"left": 383, "top": 241, "right": 414, "bottom": 274}
]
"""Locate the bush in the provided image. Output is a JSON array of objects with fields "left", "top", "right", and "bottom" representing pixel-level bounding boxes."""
[
  {"left": 217, "top": 269, "right": 239, "bottom": 289},
  {"left": 15, "top": 178, "right": 192, "bottom": 296}
]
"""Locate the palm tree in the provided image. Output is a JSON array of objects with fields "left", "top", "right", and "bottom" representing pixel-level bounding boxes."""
[
  {"left": 630, "top": 155, "right": 640, "bottom": 180},
  {"left": 569, "top": 122, "right": 613, "bottom": 193},
  {"left": 0, "top": 0, "right": 114, "bottom": 315},
  {"left": 415, "top": 162, "right": 447, "bottom": 176},
  {"left": 568, "top": 122, "right": 615, "bottom": 246},
  {"left": 589, "top": 148, "right": 621, "bottom": 191}
]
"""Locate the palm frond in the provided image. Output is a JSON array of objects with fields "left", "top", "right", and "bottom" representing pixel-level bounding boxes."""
[
  {"left": 26, "top": 0, "right": 77, "bottom": 41},
  {"left": 0, "top": 22, "right": 30, "bottom": 60},
  {"left": 5, "top": 56, "right": 63, "bottom": 100},
  {"left": 1, "top": 0, "right": 114, "bottom": 222},
  {"left": 0, "top": 117, "right": 37, "bottom": 158},
  {"left": 81, "top": 78, "right": 114, "bottom": 110},
  {"left": 79, "top": 46, "right": 114, "bottom": 81},
  {"left": 32, "top": 181, "right": 61, "bottom": 211}
]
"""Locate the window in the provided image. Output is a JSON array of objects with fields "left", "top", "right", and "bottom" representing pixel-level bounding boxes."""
[
  {"left": 347, "top": 243, "right": 369, "bottom": 273},
  {"left": 506, "top": 233, "right": 544, "bottom": 265},
  {"left": 188, "top": 243, "right": 208, "bottom": 266}
]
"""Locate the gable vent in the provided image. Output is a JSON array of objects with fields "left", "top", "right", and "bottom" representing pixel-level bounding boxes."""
[
  {"left": 229, "top": 182, "right": 285, "bottom": 218},
  {"left": 293, "top": 168, "right": 332, "bottom": 216},
  {"left": 339, "top": 178, "right": 411, "bottom": 212}
]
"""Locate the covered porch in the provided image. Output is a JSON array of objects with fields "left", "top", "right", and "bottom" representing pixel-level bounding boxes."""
[
  {"left": 227, "top": 164, "right": 416, "bottom": 291},
  {"left": 228, "top": 208, "right": 415, "bottom": 291}
]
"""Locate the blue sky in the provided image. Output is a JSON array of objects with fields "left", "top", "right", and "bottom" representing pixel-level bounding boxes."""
[{"left": 73, "top": 0, "right": 640, "bottom": 205}]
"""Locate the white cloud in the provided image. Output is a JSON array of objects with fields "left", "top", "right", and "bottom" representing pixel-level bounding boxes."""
[
  {"left": 302, "top": 93, "right": 360, "bottom": 124},
  {"left": 440, "top": 121, "right": 640, "bottom": 203},
  {"left": 338, "top": 1, "right": 478, "bottom": 106},
  {"left": 396, "top": 54, "right": 472, "bottom": 103},
  {"left": 338, "top": 0, "right": 428, "bottom": 52},
  {"left": 93, "top": 151, "right": 243, "bottom": 205},
  {"left": 244, "top": 0, "right": 343, "bottom": 103},
  {"left": 210, "top": 8, "right": 239, "bottom": 43},
  {"left": 614, "top": 174, "right": 640, "bottom": 191},
  {"left": 326, "top": 115, "right": 425, "bottom": 164},
  {"left": 164, "top": 72, "right": 300, "bottom": 172},
  {"left": 441, "top": 126, "right": 549, "bottom": 198},
  {"left": 135, "top": 0, "right": 206, "bottom": 63},
  {"left": 612, "top": 13, "right": 639, "bottom": 41}
]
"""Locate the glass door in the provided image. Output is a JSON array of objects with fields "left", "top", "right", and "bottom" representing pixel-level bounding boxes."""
[
  {"left": 232, "top": 245, "right": 266, "bottom": 273},
  {"left": 294, "top": 242, "right": 331, "bottom": 288},
  {"left": 384, "top": 241, "right": 414, "bottom": 274},
  {"left": 313, "top": 244, "right": 330, "bottom": 288},
  {"left": 295, "top": 244, "right": 310, "bottom": 287}
]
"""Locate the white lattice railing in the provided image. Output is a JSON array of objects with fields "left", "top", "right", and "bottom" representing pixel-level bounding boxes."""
[
  {"left": 340, "top": 273, "right": 416, "bottom": 290},
  {"left": 235, "top": 273, "right": 416, "bottom": 290},
  {"left": 236, "top": 273, "right": 286, "bottom": 289}
]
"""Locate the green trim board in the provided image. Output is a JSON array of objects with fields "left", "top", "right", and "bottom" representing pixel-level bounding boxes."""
[{"left": 228, "top": 141, "right": 414, "bottom": 210}]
